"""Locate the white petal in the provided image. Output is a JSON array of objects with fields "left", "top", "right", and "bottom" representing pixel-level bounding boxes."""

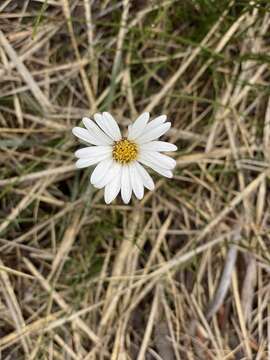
[
  {"left": 134, "top": 161, "right": 155, "bottom": 191},
  {"left": 90, "top": 158, "right": 113, "bottom": 185},
  {"left": 104, "top": 169, "right": 122, "bottom": 204},
  {"left": 101, "top": 112, "right": 122, "bottom": 141},
  {"left": 82, "top": 117, "right": 113, "bottom": 145},
  {"left": 121, "top": 165, "right": 132, "bottom": 204},
  {"left": 93, "top": 113, "right": 112, "bottom": 139},
  {"left": 93, "top": 113, "right": 121, "bottom": 141},
  {"left": 144, "top": 115, "right": 167, "bottom": 133},
  {"left": 95, "top": 162, "right": 122, "bottom": 189},
  {"left": 138, "top": 157, "right": 173, "bottom": 178},
  {"left": 139, "top": 152, "right": 176, "bottom": 169},
  {"left": 128, "top": 112, "right": 150, "bottom": 140},
  {"left": 137, "top": 123, "right": 171, "bottom": 144},
  {"left": 140, "top": 141, "right": 177, "bottom": 152},
  {"left": 75, "top": 153, "right": 110, "bottom": 168},
  {"left": 129, "top": 163, "right": 144, "bottom": 200},
  {"left": 75, "top": 146, "right": 112, "bottom": 158},
  {"left": 72, "top": 127, "right": 104, "bottom": 146}
]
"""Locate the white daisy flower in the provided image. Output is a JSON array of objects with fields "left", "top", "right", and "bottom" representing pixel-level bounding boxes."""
[{"left": 72, "top": 112, "right": 177, "bottom": 204}]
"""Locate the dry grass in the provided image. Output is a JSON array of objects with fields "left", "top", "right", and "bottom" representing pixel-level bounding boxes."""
[{"left": 1, "top": 0, "right": 270, "bottom": 359}]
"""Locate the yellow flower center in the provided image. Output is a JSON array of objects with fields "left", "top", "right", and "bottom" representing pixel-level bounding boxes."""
[{"left": 112, "top": 139, "right": 138, "bottom": 164}]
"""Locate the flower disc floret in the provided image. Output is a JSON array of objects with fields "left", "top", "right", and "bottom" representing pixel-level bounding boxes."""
[{"left": 113, "top": 139, "right": 138, "bottom": 164}]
